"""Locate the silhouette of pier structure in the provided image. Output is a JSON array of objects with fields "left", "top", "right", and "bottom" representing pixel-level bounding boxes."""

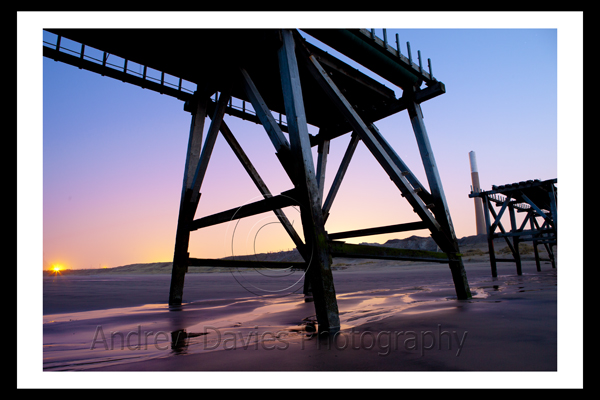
[
  {"left": 469, "top": 178, "right": 557, "bottom": 277},
  {"left": 44, "top": 28, "right": 472, "bottom": 333}
]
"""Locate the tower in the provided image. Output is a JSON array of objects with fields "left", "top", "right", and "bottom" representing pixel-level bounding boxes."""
[{"left": 469, "top": 151, "right": 486, "bottom": 236}]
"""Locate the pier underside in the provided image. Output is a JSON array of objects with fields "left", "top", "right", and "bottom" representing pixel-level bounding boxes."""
[{"left": 44, "top": 28, "right": 472, "bottom": 333}]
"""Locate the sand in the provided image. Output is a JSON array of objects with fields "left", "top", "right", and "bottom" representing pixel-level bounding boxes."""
[
  {"left": 39, "top": 253, "right": 572, "bottom": 387},
  {"left": 35, "top": 233, "right": 583, "bottom": 388}
]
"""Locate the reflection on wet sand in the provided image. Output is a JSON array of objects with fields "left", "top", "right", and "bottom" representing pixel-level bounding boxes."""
[{"left": 43, "top": 263, "right": 557, "bottom": 371}]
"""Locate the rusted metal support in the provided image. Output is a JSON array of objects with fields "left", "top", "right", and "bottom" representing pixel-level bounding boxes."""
[{"left": 278, "top": 29, "right": 340, "bottom": 334}]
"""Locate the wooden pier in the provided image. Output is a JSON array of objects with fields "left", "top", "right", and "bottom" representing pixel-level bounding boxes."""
[
  {"left": 469, "top": 179, "right": 557, "bottom": 277},
  {"left": 44, "top": 28, "right": 473, "bottom": 333}
]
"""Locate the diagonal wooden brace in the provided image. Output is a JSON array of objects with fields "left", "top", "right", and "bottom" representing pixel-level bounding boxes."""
[{"left": 299, "top": 44, "right": 442, "bottom": 235}]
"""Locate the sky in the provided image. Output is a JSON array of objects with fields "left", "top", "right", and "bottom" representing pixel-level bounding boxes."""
[{"left": 18, "top": 12, "right": 581, "bottom": 271}]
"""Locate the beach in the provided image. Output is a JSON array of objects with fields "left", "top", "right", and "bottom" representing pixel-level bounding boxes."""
[{"left": 42, "top": 249, "right": 561, "bottom": 380}]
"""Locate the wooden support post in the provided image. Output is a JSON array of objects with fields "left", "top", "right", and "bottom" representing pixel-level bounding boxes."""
[
  {"left": 405, "top": 89, "right": 471, "bottom": 299},
  {"left": 316, "top": 138, "right": 330, "bottom": 205},
  {"left": 509, "top": 202, "right": 522, "bottom": 275},
  {"left": 278, "top": 29, "right": 340, "bottom": 334},
  {"left": 169, "top": 88, "right": 210, "bottom": 305},
  {"left": 529, "top": 210, "right": 542, "bottom": 271},
  {"left": 406, "top": 94, "right": 458, "bottom": 250},
  {"left": 482, "top": 195, "right": 498, "bottom": 277},
  {"left": 549, "top": 183, "right": 558, "bottom": 228},
  {"left": 533, "top": 216, "right": 557, "bottom": 269},
  {"left": 190, "top": 86, "right": 232, "bottom": 203},
  {"left": 311, "top": 135, "right": 329, "bottom": 298}
]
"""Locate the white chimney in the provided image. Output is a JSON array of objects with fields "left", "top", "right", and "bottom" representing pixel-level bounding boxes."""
[{"left": 469, "top": 151, "right": 486, "bottom": 235}]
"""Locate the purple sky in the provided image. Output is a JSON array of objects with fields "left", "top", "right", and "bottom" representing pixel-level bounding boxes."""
[{"left": 19, "top": 13, "right": 580, "bottom": 271}]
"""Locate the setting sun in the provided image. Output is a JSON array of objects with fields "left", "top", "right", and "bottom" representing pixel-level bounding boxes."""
[{"left": 50, "top": 264, "right": 65, "bottom": 275}]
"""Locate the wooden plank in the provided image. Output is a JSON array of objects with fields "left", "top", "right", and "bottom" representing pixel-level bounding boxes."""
[
  {"left": 329, "top": 241, "right": 449, "bottom": 263},
  {"left": 189, "top": 190, "right": 299, "bottom": 231},
  {"left": 328, "top": 221, "right": 428, "bottom": 240},
  {"left": 188, "top": 258, "right": 306, "bottom": 269}
]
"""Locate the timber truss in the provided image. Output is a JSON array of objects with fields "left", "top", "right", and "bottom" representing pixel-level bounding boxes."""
[
  {"left": 44, "top": 28, "right": 472, "bottom": 334},
  {"left": 469, "top": 179, "right": 557, "bottom": 277}
]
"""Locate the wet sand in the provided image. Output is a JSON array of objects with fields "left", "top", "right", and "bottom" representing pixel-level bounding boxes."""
[{"left": 40, "top": 258, "right": 569, "bottom": 387}]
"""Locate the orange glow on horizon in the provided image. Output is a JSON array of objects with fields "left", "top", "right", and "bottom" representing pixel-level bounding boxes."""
[{"left": 49, "top": 264, "right": 65, "bottom": 275}]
